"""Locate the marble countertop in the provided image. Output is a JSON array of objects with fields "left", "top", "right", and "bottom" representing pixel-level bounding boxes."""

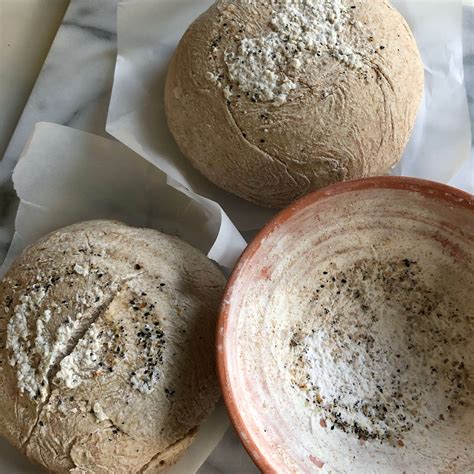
[
  {"left": 464, "top": 3, "right": 474, "bottom": 141},
  {"left": 0, "top": 1, "right": 473, "bottom": 473}
]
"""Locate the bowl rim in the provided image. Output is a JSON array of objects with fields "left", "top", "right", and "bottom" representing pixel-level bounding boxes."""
[{"left": 216, "top": 176, "right": 473, "bottom": 473}]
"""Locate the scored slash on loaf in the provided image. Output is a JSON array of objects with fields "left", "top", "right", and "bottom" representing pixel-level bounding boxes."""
[{"left": 0, "top": 220, "right": 225, "bottom": 473}]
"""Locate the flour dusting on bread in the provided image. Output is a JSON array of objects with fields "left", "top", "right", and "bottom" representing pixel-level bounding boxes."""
[{"left": 209, "top": 0, "right": 373, "bottom": 105}]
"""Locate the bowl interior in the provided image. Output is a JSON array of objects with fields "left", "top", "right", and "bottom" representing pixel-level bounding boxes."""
[{"left": 219, "top": 179, "right": 473, "bottom": 473}]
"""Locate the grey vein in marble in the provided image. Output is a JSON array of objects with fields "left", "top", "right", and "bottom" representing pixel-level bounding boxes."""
[
  {"left": 463, "top": 4, "right": 474, "bottom": 145},
  {"left": 61, "top": 20, "right": 116, "bottom": 41}
]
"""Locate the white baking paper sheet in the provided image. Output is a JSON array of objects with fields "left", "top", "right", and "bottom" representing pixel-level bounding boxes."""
[
  {"left": 391, "top": 0, "right": 472, "bottom": 190},
  {"left": 0, "top": 122, "right": 246, "bottom": 474},
  {"left": 106, "top": 0, "right": 472, "bottom": 233}
]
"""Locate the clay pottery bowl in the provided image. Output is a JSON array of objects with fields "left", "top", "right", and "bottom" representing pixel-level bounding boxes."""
[{"left": 217, "top": 177, "right": 473, "bottom": 473}]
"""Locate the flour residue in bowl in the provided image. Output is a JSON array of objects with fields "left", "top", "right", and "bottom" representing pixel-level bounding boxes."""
[
  {"left": 228, "top": 189, "right": 474, "bottom": 473},
  {"left": 288, "top": 258, "right": 469, "bottom": 448}
]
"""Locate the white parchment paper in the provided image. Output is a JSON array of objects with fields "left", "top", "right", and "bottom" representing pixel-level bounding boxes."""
[
  {"left": 0, "top": 122, "right": 246, "bottom": 474},
  {"left": 391, "top": 0, "right": 472, "bottom": 190},
  {"left": 106, "top": 0, "right": 472, "bottom": 232}
]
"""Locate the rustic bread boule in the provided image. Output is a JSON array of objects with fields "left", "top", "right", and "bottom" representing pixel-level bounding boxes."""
[
  {"left": 0, "top": 220, "right": 225, "bottom": 473},
  {"left": 165, "top": 0, "right": 424, "bottom": 208}
]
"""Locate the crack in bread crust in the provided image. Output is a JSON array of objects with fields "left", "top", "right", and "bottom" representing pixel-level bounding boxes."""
[{"left": 138, "top": 427, "right": 198, "bottom": 474}]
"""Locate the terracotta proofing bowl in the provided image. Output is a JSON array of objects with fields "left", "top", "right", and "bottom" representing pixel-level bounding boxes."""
[{"left": 217, "top": 177, "right": 473, "bottom": 473}]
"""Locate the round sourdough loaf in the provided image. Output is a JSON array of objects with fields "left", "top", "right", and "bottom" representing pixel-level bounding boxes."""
[
  {"left": 0, "top": 220, "right": 225, "bottom": 473},
  {"left": 165, "top": 0, "right": 424, "bottom": 208}
]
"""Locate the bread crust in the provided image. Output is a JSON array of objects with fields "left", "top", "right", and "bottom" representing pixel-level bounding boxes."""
[
  {"left": 0, "top": 220, "right": 225, "bottom": 473},
  {"left": 165, "top": 0, "right": 424, "bottom": 208}
]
